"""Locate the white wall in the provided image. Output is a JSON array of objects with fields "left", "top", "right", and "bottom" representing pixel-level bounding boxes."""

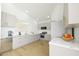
[{"left": 51, "top": 4, "right": 64, "bottom": 21}]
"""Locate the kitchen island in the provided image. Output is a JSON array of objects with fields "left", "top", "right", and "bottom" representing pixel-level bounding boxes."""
[{"left": 49, "top": 38, "right": 79, "bottom": 56}]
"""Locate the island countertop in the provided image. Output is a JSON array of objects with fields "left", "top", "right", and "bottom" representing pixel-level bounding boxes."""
[{"left": 49, "top": 38, "right": 79, "bottom": 51}]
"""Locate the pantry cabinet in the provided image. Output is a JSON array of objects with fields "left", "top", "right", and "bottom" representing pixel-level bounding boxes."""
[{"left": 64, "top": 3, "right": 79, "bottom": 27}]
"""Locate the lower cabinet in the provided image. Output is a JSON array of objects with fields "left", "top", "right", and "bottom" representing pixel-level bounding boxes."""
[
  {"left": 12, "top": 34, "right": 40, "bottom": 49},
  {"left": 49, "top": 39, "right": 79, "bottom": 56}
]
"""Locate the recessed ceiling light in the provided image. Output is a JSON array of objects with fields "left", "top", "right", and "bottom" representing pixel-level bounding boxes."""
[
  {"left": 25, "top": 10, "right": 29, "bottom": 13},
  {"left": 47, "top": 16, "right": 50, "bottom": 18}
]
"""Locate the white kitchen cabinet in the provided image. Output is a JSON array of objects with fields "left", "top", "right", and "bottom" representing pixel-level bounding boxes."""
[
  {"left": 64, "top": 3, "right": 79, "bottom": 26},
  {"left": 68, "top": 4, "right": 79, "bottom": 24},
  {"left": 1, "top": 12, "right": 8, "bottom": 27},
  {"left": 13, "top": 34, "right": 40, "bottom": 49},
  {"left": 1, "top": 12, "right": 17, "bottom": 27},
  {"left": 6, "top": 13, "right": 17, "bottom": 27}
]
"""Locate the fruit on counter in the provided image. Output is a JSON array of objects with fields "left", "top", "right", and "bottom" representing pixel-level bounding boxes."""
[{"left": 63, "top": 34, "right": 73, "bottom": 41}]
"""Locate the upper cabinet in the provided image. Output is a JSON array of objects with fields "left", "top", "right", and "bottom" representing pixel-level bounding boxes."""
[
  {"left": 1, "top": 12, "right": 17, "bottom": 27},
  {"left": 64, "top": 3, "right": 79, "bottom": 27},
  {"left": 1, "top": 12, "right": 8, "bottom": 27}
]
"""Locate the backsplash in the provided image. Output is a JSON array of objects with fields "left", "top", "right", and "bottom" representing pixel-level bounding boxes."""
[{"left": 74, "top": 27, "right": 79, "bottom": 42}]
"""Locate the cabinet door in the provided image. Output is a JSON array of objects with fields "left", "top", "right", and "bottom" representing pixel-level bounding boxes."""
[
  {"left": 1, "top": 12, "right": 17, "bottom": 27},
  {"left": 68, "top": 3, "right": 79, "bottom": 24},
  {"left": 1, "top": 12, "right": 8, "bottom": 27},
  {"left": 6, "top": 13, "right": 17, "bottom": 27}
]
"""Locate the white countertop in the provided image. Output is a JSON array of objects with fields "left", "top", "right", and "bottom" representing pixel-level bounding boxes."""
[
  {"left": 0, "top": 32, "right": 40, "bottom": 39},
  {"left": 49, "top": 38, "right": 79, "bottom": 51}
]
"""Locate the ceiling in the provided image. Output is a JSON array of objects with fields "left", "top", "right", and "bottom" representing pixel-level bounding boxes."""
[{"left": 13, "top": 3, "right": 57, "bottom": 21}]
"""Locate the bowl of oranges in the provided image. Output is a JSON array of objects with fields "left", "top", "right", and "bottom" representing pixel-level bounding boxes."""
[{"left": 63, "top": 34, "right": 73, "bottom": 41}]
